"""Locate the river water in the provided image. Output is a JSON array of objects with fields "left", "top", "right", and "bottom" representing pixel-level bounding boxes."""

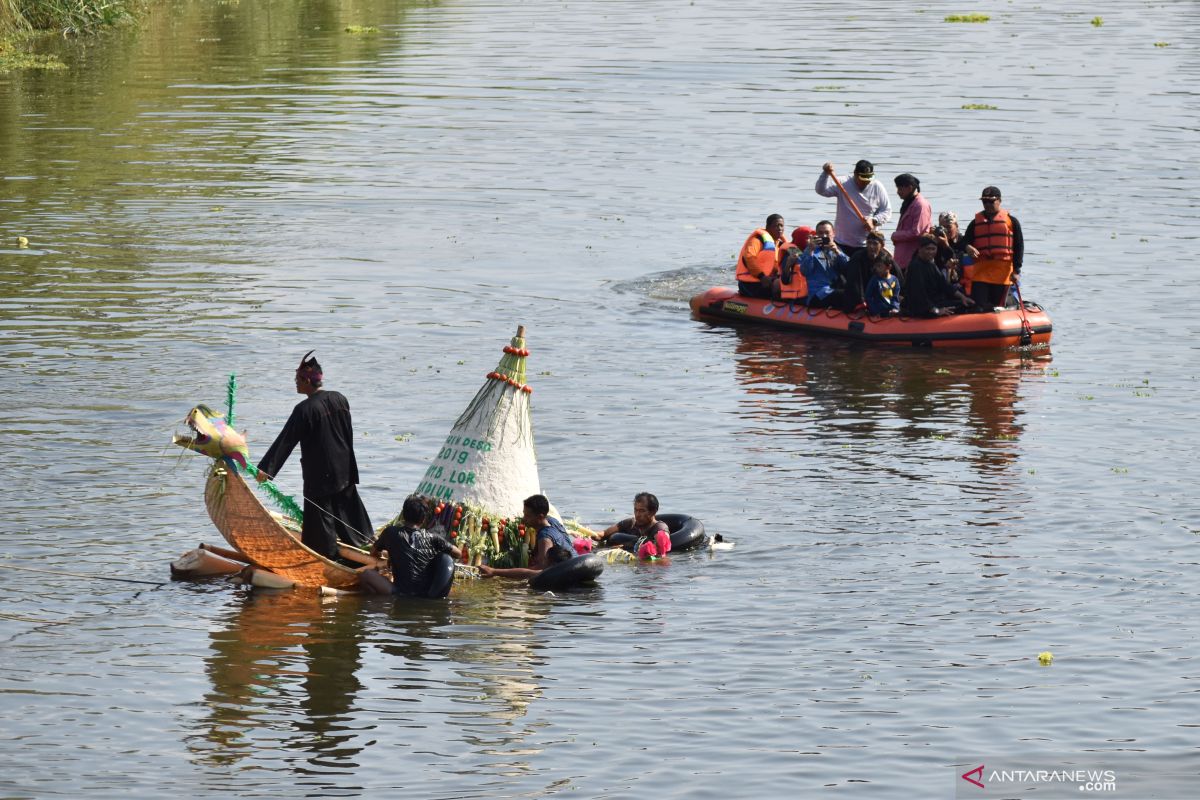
[{"left": 2, "top": 0, "right": 1199, "bottom": 797}]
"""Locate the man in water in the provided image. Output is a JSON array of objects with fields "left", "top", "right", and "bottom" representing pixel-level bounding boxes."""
[
  {"left": 522, "top": 494, "right": 574, "bottom": 570},
  {"left": 256, "top": 351, "right": 375, "bottom": 558},
  {"left": 815, "top": 159, "right": 892, "bottom": 256},
  {"left": 596, "top": 491, "right": 672, "bottom": 559},
  {"left": 360, "top": 494, "right": 461, "bottom": 596}
]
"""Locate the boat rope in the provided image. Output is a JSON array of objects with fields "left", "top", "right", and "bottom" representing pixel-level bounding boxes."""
[
  {"left": 0, "top": 561, "right": 168, "bottom": 587},
  {"left": 220, "top": 371, "right": 372, "bottom": 541}
]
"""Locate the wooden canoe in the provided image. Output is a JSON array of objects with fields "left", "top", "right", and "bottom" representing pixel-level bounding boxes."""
[{"left": 203, "top": 461, "right": 360, "bottom": 590}]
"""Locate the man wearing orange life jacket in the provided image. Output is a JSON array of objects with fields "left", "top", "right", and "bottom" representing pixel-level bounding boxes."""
[
  {"left": 962, "top": 186, "right": 1024, "bottom": 310},
  {"left": 736, "top": 214, "right": 787, "bottom": 299}
]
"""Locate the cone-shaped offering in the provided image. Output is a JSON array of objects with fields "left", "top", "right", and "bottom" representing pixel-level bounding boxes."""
[
  {"left": 416, "top": 325, "right": 539, "bottom": 510},
  {"left": 412, "top": 326, "right": 546, "bottom": 567}
]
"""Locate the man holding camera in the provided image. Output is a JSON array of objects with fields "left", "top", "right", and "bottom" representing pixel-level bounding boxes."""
[
  {"left": 815, "top": 160, "right": 892, "bottom": 256},
  {"left": 800, "top": 220, "right": 849, "bottom": 308}
]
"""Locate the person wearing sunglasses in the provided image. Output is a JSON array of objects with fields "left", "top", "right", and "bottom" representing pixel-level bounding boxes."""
[{"left": 962, "top": 187, "right": 1024, "bottom": 310}]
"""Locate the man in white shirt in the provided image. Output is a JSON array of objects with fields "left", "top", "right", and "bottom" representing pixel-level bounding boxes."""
[{"left": 814, "top": 159, "right": 892, "bottom": 256}]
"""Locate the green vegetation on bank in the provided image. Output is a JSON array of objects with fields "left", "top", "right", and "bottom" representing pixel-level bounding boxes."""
[{"left": 1, "top": 0, "right": 139, "bottom": 71}]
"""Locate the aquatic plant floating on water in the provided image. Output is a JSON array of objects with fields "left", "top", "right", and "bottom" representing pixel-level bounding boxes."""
[
  {"left": 344, "top": 25, "right": 379, "bottom": 34},
  {"left": 962, "top": 103, "right": 998, "bottom": 110},
  {"left": 1091, "top": 16, "right": 1104, "bottom": 26},
  {"left": 1038, "top": 651, "right": 1054, "bottom": 665},
  {"left": 944, "top": 13, "right": 989, "bottom": 23},
  {"left": 0, "top": 53, "right": 67, "bottom": 73}
]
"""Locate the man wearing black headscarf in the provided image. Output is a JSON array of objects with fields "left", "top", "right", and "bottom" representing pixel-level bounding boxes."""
[{"left": 256, "top": 351, "right": 374, "bottom": 558}]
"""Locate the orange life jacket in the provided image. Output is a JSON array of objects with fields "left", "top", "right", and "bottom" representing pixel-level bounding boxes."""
[
  {"left": 971, "top": 209, "right": 1015, "bottom": 285},
  {"left": 778, "top": 248, "right": 807, "bottom": 301},
  {"left": 736, "top": 229, "right": 780, "bottom": 282}
]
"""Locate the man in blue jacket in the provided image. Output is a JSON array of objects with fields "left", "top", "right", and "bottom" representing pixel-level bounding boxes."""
[{"left": 800, "top": 220, "right": 850, "bottom": 309}]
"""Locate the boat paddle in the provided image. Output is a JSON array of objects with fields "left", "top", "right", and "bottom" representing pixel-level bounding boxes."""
[
  {"left": 828, "top": 169, "right": 872, "bottom": 231},
  {"left": 1010, "top": 275, "right": 1034, "bottom": 347}
]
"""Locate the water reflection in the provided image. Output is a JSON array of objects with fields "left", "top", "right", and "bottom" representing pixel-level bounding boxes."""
[
  {"left": 186, "top": 582, "right": 568, "bottom": 789},
  {"left": 728, "top": 326, "right": 1052, "bottom": 478},
  {"left": 189, "top": 589, "right": 371, "bottom": 774},
  {"left": 435, "top": 585, "right": 554, "bottom": 779}
]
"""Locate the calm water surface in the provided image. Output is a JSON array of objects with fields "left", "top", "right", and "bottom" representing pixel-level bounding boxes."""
[{"left": 2, "top": 0, "right": 1200, "bottom": 797}]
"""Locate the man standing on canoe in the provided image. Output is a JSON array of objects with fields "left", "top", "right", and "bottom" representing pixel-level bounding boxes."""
[
  {"left": 256, "top": 351, "right": 374, "bottom": 558},
  {"left": 815, "top": 160, "right": 892, "bottom": 256},
  {"left": 962, "top": 186, "right": 1024, "bottom": 310}
]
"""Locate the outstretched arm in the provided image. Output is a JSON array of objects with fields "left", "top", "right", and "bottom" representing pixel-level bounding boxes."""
[{"left": 479, "top": 565, "right": 540, "bottom": 580}]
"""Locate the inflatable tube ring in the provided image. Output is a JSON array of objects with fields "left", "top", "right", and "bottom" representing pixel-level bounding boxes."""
[
  {"left": 529, "top": 553, "right": 605, "bottom": 592},
  {"left": 424, "top": 552, "right": 456, "bottom": 599},
  {"left": 658, "top": 513, "right": 708, "bottom": 552}
]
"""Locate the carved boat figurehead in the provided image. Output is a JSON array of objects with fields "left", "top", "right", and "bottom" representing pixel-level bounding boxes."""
[{"left": 173, "top": 404, "right": 249, "bottom": 469}]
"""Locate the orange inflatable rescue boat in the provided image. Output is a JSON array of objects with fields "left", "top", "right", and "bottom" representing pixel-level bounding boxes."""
[{"left": 690, "top": 287, "right": 1052, "bottom": 349}]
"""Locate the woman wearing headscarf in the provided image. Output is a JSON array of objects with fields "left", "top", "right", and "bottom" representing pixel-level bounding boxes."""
[
  {"left": 890, "top": 173, "right": 932, "bottom": 277},
  {"left": 932, "top": 210, "right": 967, "bottom": 288}
]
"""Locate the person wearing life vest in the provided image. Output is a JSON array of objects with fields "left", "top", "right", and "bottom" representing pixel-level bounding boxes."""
[
  {"left": 962, "top": 186, "right": 1024, "bottom": 310},
  {"left": 778, "top": 226, "right": 813, "bottom": 305},
  {"left": 736, "top": 214, "right": 786, "bottom": 299}
]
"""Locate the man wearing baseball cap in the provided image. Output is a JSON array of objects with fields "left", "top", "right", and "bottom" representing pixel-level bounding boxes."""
[
  {"left": 815, "top": 159, "right": 892, "bottom": 256},
  {"left": 962, "top": 186, "right": 1024, "bottom": 309}
]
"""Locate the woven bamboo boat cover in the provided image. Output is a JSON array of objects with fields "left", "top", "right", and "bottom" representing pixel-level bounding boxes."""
[{"left": 204, "top": 462, "right": 359, "bottom": 589}]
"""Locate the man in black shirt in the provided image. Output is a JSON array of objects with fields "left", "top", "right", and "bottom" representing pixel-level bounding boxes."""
[
  {"left": 362, "top": 495, "right": 461, "bottom": 596},
  {"left": 256, "top": 351, "right": 375, "bottom": 558}
]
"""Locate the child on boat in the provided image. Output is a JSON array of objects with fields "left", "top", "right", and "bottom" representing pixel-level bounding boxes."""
[{"left": 865, "top": 254, "right": 901, "bottom": 316}]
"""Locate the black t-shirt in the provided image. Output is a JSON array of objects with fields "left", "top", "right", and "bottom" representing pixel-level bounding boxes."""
[
  {"left": 373, "top": 525, "right": 454, "bottom": 597},
  {"left": 257, "top": 390, "right": 359, "bottom": 497}
]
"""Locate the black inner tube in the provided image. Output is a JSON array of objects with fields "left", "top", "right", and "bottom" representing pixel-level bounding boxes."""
[
  {"left": 529, "top": 553, "right": 604, "bottom": 592},
  {"left": 423, "top": 552, "right": 455, "bottom": 599},
  {"left": 605, "top": 514, "right": 708, "bottom": 554}
]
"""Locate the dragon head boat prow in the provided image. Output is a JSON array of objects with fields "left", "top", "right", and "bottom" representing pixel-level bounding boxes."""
[{"left": 173, "top": 404, "right": 249, "bottom": 468}]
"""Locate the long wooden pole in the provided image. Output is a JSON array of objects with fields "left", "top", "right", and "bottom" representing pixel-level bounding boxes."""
[{"left": 829, "top": 171, "right": 870, "bottom": 228}]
